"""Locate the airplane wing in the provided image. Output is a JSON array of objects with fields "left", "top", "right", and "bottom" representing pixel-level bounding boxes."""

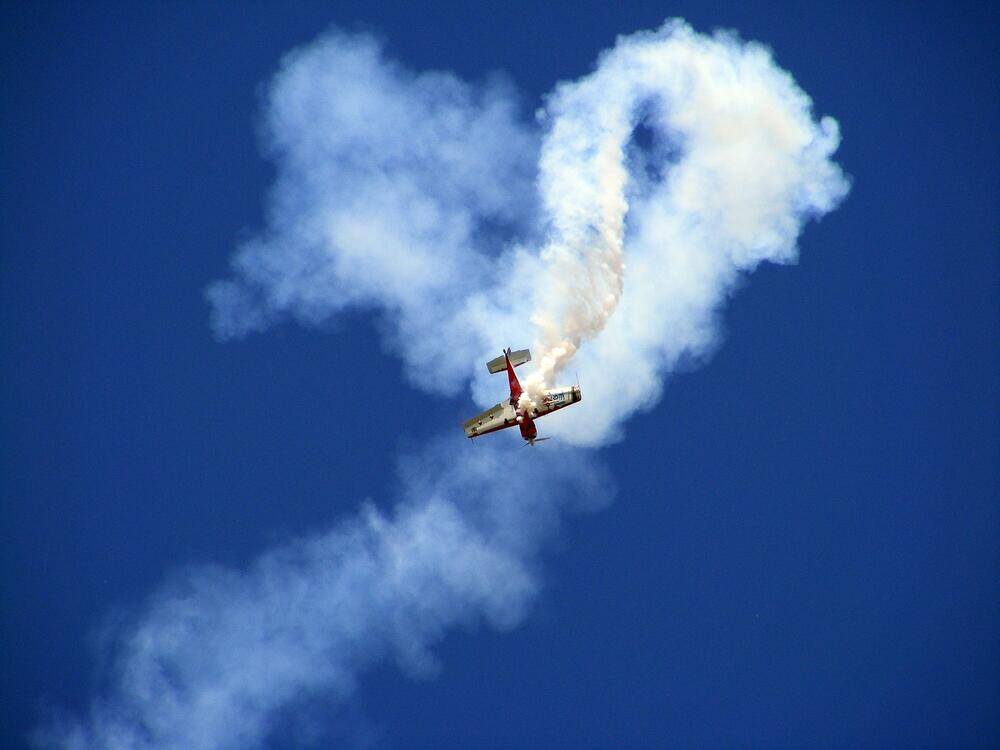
[{"left": 463, "top": 401, "right": 516, "bottom": 438}]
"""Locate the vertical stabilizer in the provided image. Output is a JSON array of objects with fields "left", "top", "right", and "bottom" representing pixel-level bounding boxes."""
[{"left": 505, "top": 349, "right": 523, "bottom": 402}]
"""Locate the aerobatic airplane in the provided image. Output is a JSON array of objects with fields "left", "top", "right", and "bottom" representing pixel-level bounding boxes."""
[{"left": 463, "top": 348, "right": 581, "bottom": 446}]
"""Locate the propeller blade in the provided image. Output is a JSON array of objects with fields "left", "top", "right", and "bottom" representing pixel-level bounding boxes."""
[{"left": 523, "top": 437, "right": 551, "bottom": 447}]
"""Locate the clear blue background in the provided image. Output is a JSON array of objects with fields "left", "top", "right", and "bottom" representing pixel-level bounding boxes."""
[{"left": 2, "top": 2, "right": 997, "bottom": 747}]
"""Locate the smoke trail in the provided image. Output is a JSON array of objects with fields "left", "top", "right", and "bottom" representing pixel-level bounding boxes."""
[
  {"left": 205, "top": 29, "right": 538, "bottom": 394},
  {"left": 40, "top": 443, "right": 613, "bottom": 749},
  {"left": 520, "top": 21, "right": 848, "bottom": 409},
  {"left": 207, "top": 21, "right": 847, "bottom": 441},
  {"left": 41, "top": 19, "right": 848, "bottom": 749}
]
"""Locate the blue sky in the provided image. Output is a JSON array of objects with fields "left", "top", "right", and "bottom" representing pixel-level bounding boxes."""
[{"left": 1, "top": 2, "right": 997, "bottom": 748}]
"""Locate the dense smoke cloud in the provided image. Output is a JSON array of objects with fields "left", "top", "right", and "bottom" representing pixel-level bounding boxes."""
[{"left": 206, "top": 29, "right": 539, "bottom": 394}]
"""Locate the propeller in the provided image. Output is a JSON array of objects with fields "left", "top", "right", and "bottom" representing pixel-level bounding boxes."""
[{"left": 524, "top": 437, "right": 552, "bottom": 447}]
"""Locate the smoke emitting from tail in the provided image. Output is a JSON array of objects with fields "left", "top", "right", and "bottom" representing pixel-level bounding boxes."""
[
  {"left": 520, "top": 23, "right": 846, "bottom": 411},
  {"left": 43, "top": 20, "right": 847, "bottom": 749}
]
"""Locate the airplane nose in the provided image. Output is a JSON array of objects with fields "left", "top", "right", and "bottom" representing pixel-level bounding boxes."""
[{"left": 572, "top": 385, "right": 582, "bottom": 402}]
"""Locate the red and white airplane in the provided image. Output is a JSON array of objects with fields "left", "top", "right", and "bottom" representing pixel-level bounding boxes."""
[{"left": 463, "top": 348, "right": 581, "bottom": 446}]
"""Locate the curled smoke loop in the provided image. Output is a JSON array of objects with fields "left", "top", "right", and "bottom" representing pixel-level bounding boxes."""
[
  {"left": 43, "top": 20, "right": 848, "bottom": 750},
  {"left": 520, "top": 21, "right": 847, "bottom": 410}
]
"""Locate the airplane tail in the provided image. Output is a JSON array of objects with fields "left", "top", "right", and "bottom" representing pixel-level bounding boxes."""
[{"left": 486, "top": 348, "right": 530, "bottom": 374}]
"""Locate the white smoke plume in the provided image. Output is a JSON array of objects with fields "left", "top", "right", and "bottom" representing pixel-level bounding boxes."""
[
  {"left": 207, "top": 20, "right": 848, "bottom": 442},
  {"left": 519, "top": 23, "right": 847, "bottom": 412},
  {"left": 40, "top": 443, "right": 613, "bottom": 749},
  {"left": 42, "top": 19, "right": 848, "bottom": 749}
]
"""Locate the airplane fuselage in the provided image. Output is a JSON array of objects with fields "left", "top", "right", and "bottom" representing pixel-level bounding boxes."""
[
  {"left": 464, "top": 385, "right": 582, "bottom": 440},
  {"left": 462, "top": 348, "right": 582, "bottom": 444}
]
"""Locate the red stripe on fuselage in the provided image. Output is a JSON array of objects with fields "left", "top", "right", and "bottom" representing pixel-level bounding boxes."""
[{"left": 505, "top": 350, "right": 522, "bottom": 403}]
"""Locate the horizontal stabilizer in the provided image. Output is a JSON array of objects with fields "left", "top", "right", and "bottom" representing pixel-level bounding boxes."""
[{"left": 487, "top": 348, "right": 531, "bottom": 374}]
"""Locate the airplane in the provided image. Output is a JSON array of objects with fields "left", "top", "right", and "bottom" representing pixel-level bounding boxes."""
[{"left": 463, "top": 348, "right": 581, "bottom": 446}]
